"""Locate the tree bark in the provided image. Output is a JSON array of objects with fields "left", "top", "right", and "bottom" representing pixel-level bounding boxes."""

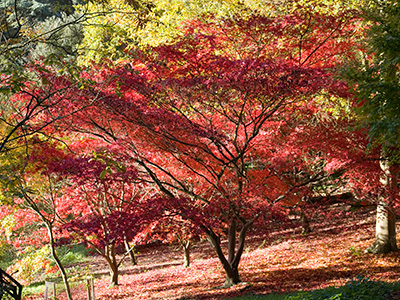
[
  {"left": 109, "top": 245, "right": 119, "bottom": 287},
  {"left": 367, "top": 156, "right": 398, "bottom": 254},
  {"left": 299, "top": 208, "right": 311, "bottom": 234},
  {"left": 367, "top": 201, "right": 397, "bottom": 253},
  {"left": 46, "top": 223, "right": 73, "bottom": 300},
  {"left": 224, "top": 266, "right": 240, "bottom": 287},
  {"left": 109, "top": 265, "right": 119, "bottom": 287},
  {"left": 89, "top": 241, "right": 120, "bottom": 287},
  {"left": 102, "top": 244, "right": 119, "bottom": 287},
  {"left": 182, "top": 241, "right": 191, "bottom": 268},
  {"left": 123, "top": 236, "right": 137, "bottom": 265},
  {"left": 204, "top": 219, "right": 252, "bottom": 287}
]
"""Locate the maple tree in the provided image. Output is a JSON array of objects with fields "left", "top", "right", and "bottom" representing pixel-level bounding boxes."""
[
  {"left": 1, "top": 138, "right": 162, "bottom": 290},
  {"left": 0, "top": 57, "right": 110, "bottom": 299},
  {"left": 41, "top": 203, "right": 397, "bottom": 300},
  {"left": 0, "top": 140, "right": 76, "bottom": 300},
  {"left": 52, "top": 146, "right": 162, "bottom": 286},
  {"left": 2, "top": 3, "right": 396, "bottom": 297},
  {"left": 77, "top": 0, "right": 360, "bottom": 65},
  {"left": 0, "top": 0, "right": 93, "bottom": 183},
  {"left": 4, "top": 1, "right": 399, "bottom": 299},
  {"left": 68, "top": 9, "right": 360, "bottom": 286},
  {"left": 0, "top": 59, "right": 103, "bottom": 235},
  {"left": 148, "top": 214, "right": 200, "bottom": 268},
  {"left": 0, "top": 2, "right": 129, "bottom": 287},
  {"left": 0, "top": 58, "right": 82, "bottom": 214}
]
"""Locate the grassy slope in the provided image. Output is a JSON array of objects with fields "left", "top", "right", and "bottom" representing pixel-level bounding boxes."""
[
  {"left": 230, "top": 278, "right": 400, "bottom": 300},
  {"left": 24, "top": 205, "right": 400, "bottom": 300}
]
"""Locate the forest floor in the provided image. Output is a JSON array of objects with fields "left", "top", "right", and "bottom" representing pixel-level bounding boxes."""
[{"left": 26, "top": 204, "right": 400, "bottom": 300}]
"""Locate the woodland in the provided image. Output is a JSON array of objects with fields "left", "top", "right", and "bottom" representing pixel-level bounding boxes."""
[{"left": 0, "top": 0, "right": 400, "bottom": 299}]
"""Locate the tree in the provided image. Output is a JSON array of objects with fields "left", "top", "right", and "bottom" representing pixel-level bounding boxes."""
[
  {"left": 343, "top": 0, "right": 400, "bottom": 253},
  {"left": 77, "top": 0, "right": 359, "bottom": 65},
  {"left": 0, "top": 141, "right": 75, "bottom": 300},
  {"left": 0, "top": 0, "right": 88, "bottom": 174},
  {"left": 0, "top": 59, "right": 108, "bottom": 299},
  {"left": 148, "top": 214, "right": 200, "bottom": 268},
  {"left": 70, "top": 10, "right": 358, "bottom": 286},
  {"left": 0, "top": 58, "right": 100, "bottom": 190},
  {"left": 75, "top": 0, "right": 154, "bottom": 65},
  {"left": 0, "top": 0, "right": 84, "bottom": 78},
  {"left": 54, "top": 147, "right": 161, "bottom": 286},
  {"left": 346, "top": 0, "right": 400, "bottom": 152}
]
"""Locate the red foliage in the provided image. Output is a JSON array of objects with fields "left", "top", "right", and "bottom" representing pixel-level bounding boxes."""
[
  {"left": 49, "top": 144, "right": 166, "bottom": 285},
  {"left": 60, "top": 11, "right": 364, "bottom": 285},
  {"left": 7, "top": 8, "right": 398, "bottom": 298}
]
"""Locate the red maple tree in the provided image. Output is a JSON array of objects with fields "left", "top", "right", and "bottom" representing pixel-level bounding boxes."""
[
  {"left": 51, "top": 145, "right": 162, "bottom": 286},
  {"left": 59, "top": 10, "right": 362, "bottom": 286}
]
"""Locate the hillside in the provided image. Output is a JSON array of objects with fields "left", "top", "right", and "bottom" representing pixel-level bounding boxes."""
[{"left": 24, "top": 204, "right": 400, "bottom": 300}]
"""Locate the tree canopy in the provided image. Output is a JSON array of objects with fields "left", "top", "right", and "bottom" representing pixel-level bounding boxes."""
[
  {"left": 1, "top": 0, "right": 399, "bottom": 296},
  {"left": 344, "top": 0, "right": 400, "bottom": 159}
]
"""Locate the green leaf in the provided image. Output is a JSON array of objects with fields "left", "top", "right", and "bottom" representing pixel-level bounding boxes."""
[{"left": 99, "top": 170, "right": 107, "bottom": 179}]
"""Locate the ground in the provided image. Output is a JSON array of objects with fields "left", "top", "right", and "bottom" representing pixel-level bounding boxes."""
[{"left": 25, "top": 204, "right": 400, "bottom": 299}]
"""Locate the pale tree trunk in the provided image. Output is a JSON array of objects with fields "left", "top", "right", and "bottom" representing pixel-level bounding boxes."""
[
  {"left": 204, "top": 219, "right": 252, "bottom": 287},
  {"left": 46, "top": 223, "right": 73, "bottom": 300},
  {"left": 367, "top": 201, "right": 397, "bottom": 253},
  {"left": 367, "top": 156, "right": 398, "bottom": 254},
  {"left": 123, "top": 236, "right": 137, "bottom": 265},
  {"left": 22, "top": 191, "right": 73, "bottom": 299}
]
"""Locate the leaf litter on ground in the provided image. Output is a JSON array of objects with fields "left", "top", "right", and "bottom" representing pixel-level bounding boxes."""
[{"left": 24, "top": 204, "right": 400, "bottom": 300}]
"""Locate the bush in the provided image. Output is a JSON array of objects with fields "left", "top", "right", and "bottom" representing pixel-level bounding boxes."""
[
  {"left": 7, "top": 245, "right": 55, "bottom": 285},
  {"left": 57, "top": 243, "right": 91, "bottom": 266},
  {"left": 0, "top": 241, "right": 16, "bottom": 269},
  {"left": 6, "top": 243, "right": 90, "bottom": 285}
]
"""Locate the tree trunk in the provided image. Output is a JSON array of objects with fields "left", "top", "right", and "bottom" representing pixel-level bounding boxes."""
[
  {"left": 224, "top": 266, "right": 240, "bottom": 287},
  {"left": 103, "top": 244, "right": 119, "bottom": 287},
  {"left": 46, "top": 223, "right": 73, "bottom": 300},
  {"left": 204, "top": 219, "right": 253, "bottom": 287},
  {"left": 109, "top": 266, "right": 119, "bottom": 287},
  {"left": 367, "top": 201, "right": 397, "bottom": 253},
  {"left": 123, "top": 237, "right": 137, "bottom": 265},
  {"left": 89, "top": 242, "right": 120, "bottom": 287},
  {"left": 182, "top": 241, "right": 191, "bottom": 268},
  {"left": 299, "top": 209, "right": 311, "bottom": 234},
  {"left": 367, "top": 156, "right": 398, "bottom": 254}
]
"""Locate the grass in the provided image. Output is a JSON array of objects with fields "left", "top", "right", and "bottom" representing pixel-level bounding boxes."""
[
  {"left": 228, "top": 293, "right": 286, "bottom": 300},
  {"left": 22, "top": 278, "right": 86, "bottom": 300},
  {"left": 56, "top": 243, "right": 91, "bottom": 266},
  {"left": 229, "top": 277, "right": 400, "bottom": 300}
]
